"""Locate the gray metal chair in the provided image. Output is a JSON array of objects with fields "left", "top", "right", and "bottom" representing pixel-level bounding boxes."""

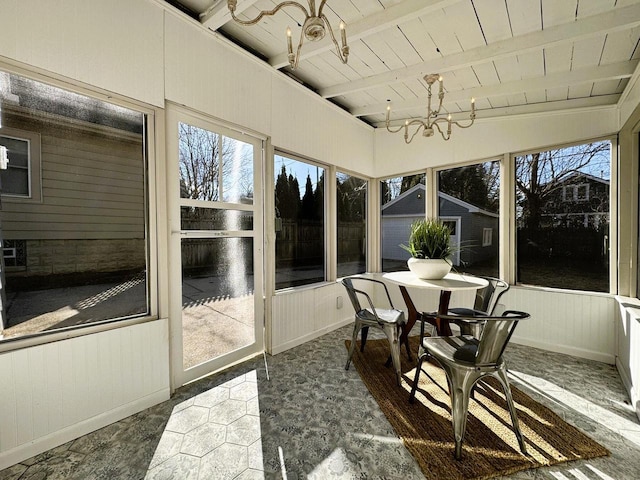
[
  {"left": 449, "top": 276, "right": 510, "bottom": 337},
  {"left": 409, "top": 310, "right": 530, "bottom": 459},
  {"left": 342, "top": 277, "right": 406, "bottom": 386}
]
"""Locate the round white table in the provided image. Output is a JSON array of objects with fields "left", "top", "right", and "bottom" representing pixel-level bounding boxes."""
[{"left": 382, "top": 271, "right": 489, "bottom": 358}]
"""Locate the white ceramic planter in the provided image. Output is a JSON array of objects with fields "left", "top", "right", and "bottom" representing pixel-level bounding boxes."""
[{"left": 407, "top": 257, "right": 452, "bottom": 280}]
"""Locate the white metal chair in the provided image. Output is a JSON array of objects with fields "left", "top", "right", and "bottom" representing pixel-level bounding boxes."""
[{"left": 342, "top": 277, "right": 406, "bottom": 386}]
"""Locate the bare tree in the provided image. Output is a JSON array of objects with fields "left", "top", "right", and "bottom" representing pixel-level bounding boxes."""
[
  {"left": 515, "top": 141, "right": 610, "bottom": 230},
  {"left": 179, "top": 123, "right": 253, "bottom": 202}
]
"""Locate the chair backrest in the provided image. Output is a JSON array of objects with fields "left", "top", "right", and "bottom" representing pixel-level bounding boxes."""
[
  {"left": 473, "top": 276, "right": 510, "bottom": 314},
  {"left": 474, "top": 310, "right": 529, "bottom": 365},
  {"left": 341, "top": 277, "right": 395, "bottom": 315},
  {"left": 342, "top": 277, "right": 363, "bottom": 313}
]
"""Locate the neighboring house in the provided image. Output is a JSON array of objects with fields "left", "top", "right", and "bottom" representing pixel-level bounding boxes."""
[
  {"left": 381, "top": 184, "right": 499, "bottom": 267},
  {"left": 541, "top": 171, "right": 610, "bottom": 229},
  {"left": 0, "top": 73, "right": 146, "bottom": 290}
]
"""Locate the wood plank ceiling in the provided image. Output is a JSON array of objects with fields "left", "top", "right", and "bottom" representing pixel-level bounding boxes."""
[{"left": 166, "top": 0, "right": 640, "bottom": 128}]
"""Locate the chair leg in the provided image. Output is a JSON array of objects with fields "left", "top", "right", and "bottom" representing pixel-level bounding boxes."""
[
  {"left": 345, "top": 319, "right": 361, "bottom": 371},
  {"left": 496, "top": 368, "right": 528, "bottom": 456},
  {"left": 360, "top": 326, "right": 369, "bottom": 352},
  {"left": 382, "top": 323, "right": 402, "bottom": 386},
  {"left": 409, "top": 352, "right": 427, "bottom": 403},
  {"left": 450, "top": 377, "right": 472, "bottom": 460}
]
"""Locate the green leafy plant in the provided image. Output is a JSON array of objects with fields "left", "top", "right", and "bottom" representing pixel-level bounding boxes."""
[{"left": 400, "top": 218, "right": 456, "bottom": 260}]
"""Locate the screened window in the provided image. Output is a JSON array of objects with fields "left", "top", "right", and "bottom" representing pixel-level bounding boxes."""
[
  {"left": 437, "top": 161, "right": 500, "bottom": 277},
  {"left": 515, "top": 140, "right": 610, "bottom": 292},
  {"left": 0, "top": 71, "right": 149, "bottom": 341},
  {"left": 380, "top": 173, "right": 425, "bottom": 272},
  {"left": 274, "top": 153, "right": 326, "bottom": 289},
  {"left": 337, "top": 172, "right": 367, "bottom": 277}
]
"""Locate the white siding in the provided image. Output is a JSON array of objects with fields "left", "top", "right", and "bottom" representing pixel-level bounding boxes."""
[{"left": 0, "top": 320, "right": 169, "bottom": 470}]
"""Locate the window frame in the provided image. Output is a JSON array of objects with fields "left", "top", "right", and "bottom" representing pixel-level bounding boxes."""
[
  {"left": 509, "top": 136, "right": 617, "bottom": 294},
  {"left": 273, "top": 148, "right": 330, "bottom": 291},
  {"left": 0, "top": 62, "right": 161, "bottom": 354},
  {"left": 0, "top": 126, "right": 42, "bottom": 203},
  {"left": 433, "top": 157, "right": 502, "bottom": 277},
  {"left": 336, "top": 168, "right": 369, "bottom": 278},
  {"left": 482, "top": 228, "right": 493, "bottom": 247},
  {"left": 378, "top": 170, "right": 428, "bottom": 273}
]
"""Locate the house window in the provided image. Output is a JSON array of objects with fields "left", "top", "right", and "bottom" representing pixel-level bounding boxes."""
[
  {"left": 0, "top": 128, "right": 42, "bottom": 202},
  {"left": 380, "top": 173, "right": 425, "bottom": 272},
  {"left": 562, "top": 184, "right": 589, "bottom": 202},
  {"left": 0, "top": 70, "right": 149, "bottom": 342},
  {"left": 337, "top": 172, "right": 367, "bottom": 277},
  {"left": 2, "top": 239, "right": 26, "bottom": 268},
  {"left": 482, "top": 228, "right": 493, "bottom": 247},
  {"left": 437, "top": 160, "right": 500, "bottom": 277},
  {"left": 274, "top": 152, "right": 326, "bottom": 289},
  {"left": 515, "top": 140, "right": 610, "bottom": 292},
  {"left": 442, "top": 220, "right": 457, "bottom": 235}
]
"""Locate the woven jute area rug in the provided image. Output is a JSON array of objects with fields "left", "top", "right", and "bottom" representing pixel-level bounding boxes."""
[{"left": 346, "top": 336, "right": 609, "bottom": 480}]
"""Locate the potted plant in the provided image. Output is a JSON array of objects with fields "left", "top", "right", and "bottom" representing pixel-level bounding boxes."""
[{"left": 401, "top": 218, "right": 456, "bottom": 279}]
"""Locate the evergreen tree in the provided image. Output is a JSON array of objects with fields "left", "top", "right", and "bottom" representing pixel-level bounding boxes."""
[
  {"left": 300, "top": 174, "right": 315, "bottom": 220},
  {"left": 313, "top": 172, "right": 325, "bottom": 221},
  {"left": 439, "top": 164, "right": 496, "bottom": 211}
]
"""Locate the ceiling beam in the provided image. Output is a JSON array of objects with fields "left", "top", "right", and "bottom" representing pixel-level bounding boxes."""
[
  {"left": 268, "top": 0, "right": 461, "bottom": 69},
  {"left": 353, "top": 60, "right": 638, "bottom": 117},
  {"left": 375, "top": 95, "right": 621, "bottom": 128},
  {"left": 200, "top": 0, "right": 258, "bottom": 30},
  {"left": 320, "top": 2, "right": 640, "bottom": 99}
]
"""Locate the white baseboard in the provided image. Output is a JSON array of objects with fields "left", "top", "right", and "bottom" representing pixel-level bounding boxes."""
[
  {"left": 511, "top": 336, "right": 615, "bottom": 365},
  {"left": 271, "top": 317, "right": 353, "bottom": 355},
  {"left": 0, "top": 388, "right": 170, "bottom": 471}
]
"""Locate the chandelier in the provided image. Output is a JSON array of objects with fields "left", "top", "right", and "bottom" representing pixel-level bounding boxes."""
[
  {"left": 227, "top": 0, "right": 349, "bottom": 70},
  {"left": 385, "top": 74, "right": 476, "bottom": 142}
]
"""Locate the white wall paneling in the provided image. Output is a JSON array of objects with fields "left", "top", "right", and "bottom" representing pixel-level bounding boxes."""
[
  {"left": 269, "top": 74, "right": 374, "bottom": 175},
  {"left": 163, "top": 13, "right": 273, "bottom": 137},
  {"left": 0, "top": 0, "right": 165, "bottom": 108},
  {"left": 163, "top": 11, "right": 375, "bottom": 175},
  {"left": 505, "top": 287, "right": 615, "bottom": 364},
  {"left": 618, "top": 64, "right": 640, "bottom": 128},
  {"left": 270, "top": 282, "right": 353, "bottom": 355},
  {"left": 0, "top": 319, "right": 170, "bottom": 470},
  {"left": 615, "top": 297, "right": 640, "bottom": 421},
  {"left": 374, "top": 107, "right": 618, "bottom": 178}
]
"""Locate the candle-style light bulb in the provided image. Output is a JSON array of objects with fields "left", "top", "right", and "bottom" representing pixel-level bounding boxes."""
[
  {"left": 438, "top": 75, "right": 444, "bottom": 93},
  {"left": 471, "top": 97, "right": 476, "bottom": 114},
  {"left": 287, "top": 27, "right": 293, "bottom": 54},
  {"left": 340, "top": 21, "right": 347, "bottom": 48}
]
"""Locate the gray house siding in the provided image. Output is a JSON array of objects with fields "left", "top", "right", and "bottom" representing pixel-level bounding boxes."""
[
  {"left": 383, "top": 185, "right": 498, "bottom": 267},
  {"left": 1, "top": 105, "right": 145, "bottom": 280}
]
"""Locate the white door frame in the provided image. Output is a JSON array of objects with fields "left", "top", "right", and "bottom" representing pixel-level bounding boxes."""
[{"left": 166, "top": 104, "right": 265, "bottom": 389}]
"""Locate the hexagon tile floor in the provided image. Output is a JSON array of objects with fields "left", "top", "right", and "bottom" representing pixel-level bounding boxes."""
[{"left": 2, "top": 324, "right": 640, "bottom": 479}]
